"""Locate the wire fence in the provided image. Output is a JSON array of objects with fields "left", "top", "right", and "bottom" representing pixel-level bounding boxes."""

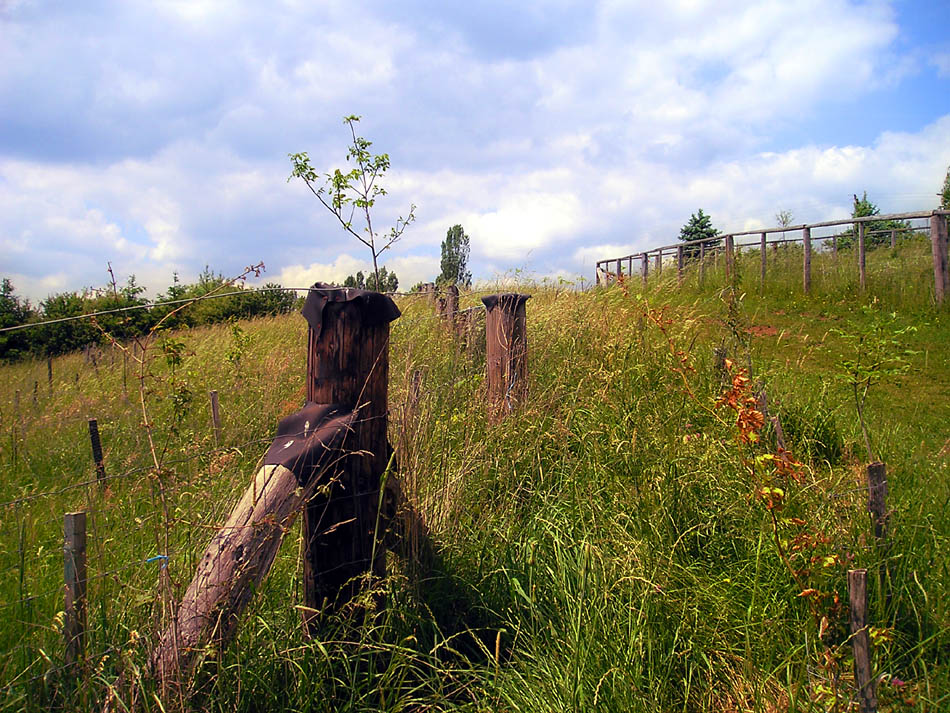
[{"left": 0, "top": 277, "right": 912, "bottom": 705}]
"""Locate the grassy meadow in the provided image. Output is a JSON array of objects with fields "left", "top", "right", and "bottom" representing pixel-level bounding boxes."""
[{"left": 0, "top": 235, "right": 947, "bottom": 711}]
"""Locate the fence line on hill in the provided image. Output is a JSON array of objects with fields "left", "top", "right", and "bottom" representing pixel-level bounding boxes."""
[
  {"left": 0, "top": 281, "right": 901, "bottom": 710},
  {"left": 595, "top": 210, "right": 950, "bottom": 305}
]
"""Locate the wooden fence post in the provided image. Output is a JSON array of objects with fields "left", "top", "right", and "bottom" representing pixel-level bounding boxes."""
[
  {"left": 64, "top": 511, "right": 87, "bottom": 667},
  {"left": 482, "top": 294, "right": 530, "bottom": 418},
  {"left": 677, "top": 245, "right": 684, "bottom": 285},
  {"left": 931, "top": 213, "right": 948, "bottom": 306},
  {"left": 859, "top": 222, "right": 867, "bottom": 291},
  {"left": 444, "top": 284, "right": 459, "bottom": 329},
  {"left": 832, "top": 233, "right": 838, "bottom": 258},
  {"left": 209, "top": 390, "right": 222, "bottom": 446},
  {"left": 725, "top": 235, "right": 735, "bottom": 280},
  {"left": 849, "top": 569, "right": 877, "bottom": 713},
  {"left": 699, "top": 242, "right": 706, "bottom": 287},
  {"left": 627, "top": 256, "right": 633, "bottom": 278},
  {"left": 615, "top": 258, "right": 622, "bottom": 283},
  {"left": 641, "top": 252, "right": 649, "bottom": 289},
  {"left": 803, "top": 226, "right": 812, "bottom": 294},
  {"left": 890, "top": 229, "right": 896, "bottom": 249},
  {"left": 47, "top": 356, "right": 53, "bottom": 395},
  {"left": 88, "top": 418, "right": 106, "bottom": 483},
  {"left": 302, "top": 287, "right": 399, "bottom": 631},
  {"left": 656, "top": 250, "right": 662, "bottom": 275},
  {"left": 866, "top": 462, "right": 888, "bottom": 544},
  {"left": 760, "top": 232, "right": 767, "bottom": 289}
]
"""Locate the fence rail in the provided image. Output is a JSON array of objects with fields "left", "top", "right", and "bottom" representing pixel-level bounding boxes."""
[{"left": 595, "top": 209, "right": 950, "bottom": 304}]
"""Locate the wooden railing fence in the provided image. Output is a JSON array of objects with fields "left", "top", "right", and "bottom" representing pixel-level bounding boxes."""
[{"left": 595, "top": 210, "right": 950, "bottom": 305}]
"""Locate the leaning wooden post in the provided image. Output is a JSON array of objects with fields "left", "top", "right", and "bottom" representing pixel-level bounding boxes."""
[
  {"left": 641, "top": 252, "right": 649, "bottom": 289},
  {"left": 931, "top": 213, "right": 948, "bottom": 306},
  {"left": 725, "top": 235, "right": 735, "bottom": 280},
  {"left": 849, "top": 569, "right": 877, "bottom": 713},
  {"left": 209, "top": 390, "right": 222, "bottom": 446},
  {"left": 677, "top": 245, "right": 684, "bottom": 285},
  {"left": 482, "top": 294, "right": 530, "bottom": 418},
  {"left": 64, "top": 511, "right": 87, "bottom": 667},
  {"left": 88, "top": 418, "right": 106, "bottom": 483},
  {"left": 760, "top": 232, "right": 767, "bottom": 289},
  {"left": 302, "top": 285, "right": 399, "bottom": 630},
  {"left": 803, "top": 227, "right": 812, "bottom": 294},
  {"left": 859, "top": 222, "right": 867, "bottom": 291}
]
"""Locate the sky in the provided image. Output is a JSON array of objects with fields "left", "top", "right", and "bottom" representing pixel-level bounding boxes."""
[{"left": 2, "top": 0, "right": 949, "bottom": 302}]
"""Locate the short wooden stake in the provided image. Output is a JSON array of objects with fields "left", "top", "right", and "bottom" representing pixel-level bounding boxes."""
[
  {"left": 698, "top": 242, "right": 706, "bottom": 287},
  {"left": 32, "top": 380, "right": 38, "bottom": 408},
  {"left": 444, "top": 284, "right": 459, "bottom": 330},
  {"left": 866, "top": 462, "right": 888, "bottom": 544},
  {"left": 848, "top": 569, "right": 877, "bottom": 713},
  {"left": 803, "top": 226, "right": 812, "bottom": 294},
  {"left": 931, "top": 214, "right": 948, "bottom": 306},
  {"left": 890, "top": 229, "right": 896, "bottom": 249},
  {"left": 725, "top": 235, "right": 735, "bottom": 280},
  {"left": 210, "top": 390, "right": 222, "bottom": 446},
  {"left": 482, "top": 294, "right": 530, "bottom": 418},
  {"left": 760, "top": 232, "right": 767, "bottom": 288},
  {"left": 88, "top": 418, "right": 106, "bottom": 482},
  {"left": 859, "top": 222, "right": 867, "bottom": 291},
  {"left": 64, "top": 511, "right": 87, "bottom": 666}
]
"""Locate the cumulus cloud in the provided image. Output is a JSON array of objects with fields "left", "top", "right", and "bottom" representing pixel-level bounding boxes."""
[{"left": 1, "top": 0, "right": 948, "bottom": 300}]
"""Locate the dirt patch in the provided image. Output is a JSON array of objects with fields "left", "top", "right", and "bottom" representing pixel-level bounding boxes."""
[{"left": 746, "top": 325, "right": 779, "bottom": 337}]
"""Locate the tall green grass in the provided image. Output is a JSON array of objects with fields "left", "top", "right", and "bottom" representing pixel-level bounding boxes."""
[{"left": 0, "top": 242, "right": 947, "bottom": 711}]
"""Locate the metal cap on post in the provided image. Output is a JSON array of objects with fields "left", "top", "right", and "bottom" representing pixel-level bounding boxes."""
[{"left": 481, "top": 293, "right": 530, "bottom": 419}]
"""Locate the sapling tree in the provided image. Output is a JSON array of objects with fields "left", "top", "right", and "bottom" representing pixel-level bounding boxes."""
[
  {"left": 288, "top": 115, "right": 415, "bottom": 289},
  {"left": 831, "top": 307, "right": 916, "bottom": 462}
]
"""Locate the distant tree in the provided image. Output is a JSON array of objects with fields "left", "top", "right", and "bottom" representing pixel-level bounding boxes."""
[
  {"left": 678, "top": 209, "right": 721, "bottom": 259},
  {"left": 775, "top": 210, "right": 794, "bottom": 228},
  {"left": 343, "top": 271, "right": 366, "bottom": 289},
  {"left": 343, "top": 267, "right": 398, "bottom": 292},
  {"left": 941, "top": 165, "right": 950, "bottom": 210},
  {"left": 836, "top": 192, "right": 909, "bottom": 250},
  {"left": 438, "top": 224, "right": 472, "bottom": 287},
  {"left": 0, "top": 279, "right": 35, "bottom": 361}
]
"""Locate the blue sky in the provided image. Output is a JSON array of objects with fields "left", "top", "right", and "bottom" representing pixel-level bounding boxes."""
[{"left": 2, "top": 0, "right": 948, "bottom": 301}]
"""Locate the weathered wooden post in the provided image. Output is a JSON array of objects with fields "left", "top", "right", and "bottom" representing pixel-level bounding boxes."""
[
  {"left": 859, "top": 222, "right": 867, "bottom": 291},
  {"left": 931, "top": 213, "right": 948, "bottom": 306},
  {"left": 698, "top": 242, "right": 706, "bottom": 287},
  {"left": 302, "top": 286, "right": 400, "bottom": 629},
  {"left": 47, "top": 356, "right": 53, "bottom": 395},
  {"left": 615, "top": 258, "right": 622, "bottom": 283},
  {"left": 890, "top": 229, "right": 896, "bottom": 249},
  {"left": 760, "top": 232, "right": 767, "bottom": 288},
  {"left": 64, "top": 511, "right": 87, "bottom": 667},
  {"left": 482, "top": 294, "right": 530, "bottom": 418},
  {"left": 209, "top": 390, "right": 222, "bottom": 445},
  {"left": 641, "top": 252, "right": 648, "bottom": 289},
  {"left": 803, "top": 226, "right": 812, "bottom": 294},
  {"left": 849, "top": 569, "right": 877, "bottom": 713},
  {"left": 677, "top": 245, "right": 684, "bottom": 285},
  {"left": 627, "top": 256, "right": 633, "bottom": 277},
  {"left": 655, "top": 250, "right": 662, "bottom": 275},
  {"left": 867, "top": 462, "right": 888, "bottom": 544},
  {"left": 725, "top": 235, "right": 735, "bottom": 280},
  {"left": 443, "top": 284, "right": 459, "bottom": 330},
  {"left": 88, "top": 418, "right": 106, "bottom": 483}
]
